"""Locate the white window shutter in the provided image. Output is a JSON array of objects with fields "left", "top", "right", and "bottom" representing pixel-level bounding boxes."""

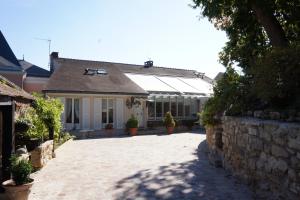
[
  {"left": 82, "top": 97, "right": 90, "bottom": 129},
  {"left": 93, "top": 98, "right": 102, "bottom": 129},
  {"left": 116, "top": 98, "right": 124, "bottom": 129}
]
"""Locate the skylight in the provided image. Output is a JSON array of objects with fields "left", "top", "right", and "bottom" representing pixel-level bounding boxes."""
[{"left": 84, "top": 68, "right": 107, "bottom": 76}]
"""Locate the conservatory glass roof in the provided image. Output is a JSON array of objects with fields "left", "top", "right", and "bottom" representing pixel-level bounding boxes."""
[{"left": 125, "top": 73, "right": 213, "bottom": 95}]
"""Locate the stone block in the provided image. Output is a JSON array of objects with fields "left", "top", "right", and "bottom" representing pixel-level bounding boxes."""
[
  {"left": 271, "top": 145, "right": 289, "bottom": 158},
  {"left": 288, "top": 168, "right": 296, "bottom": 181},
  {"left": 248, "top": 126, "right": 258, "bottom": 136},
  {"left": 288, "top": 137, "right": 300, "bottom": 151},
  {"left": 272, "top": 125, "right": 288, "bottom": 146},
  {"left": 30, "top": 140, "right": 54, "bottom": 168}
]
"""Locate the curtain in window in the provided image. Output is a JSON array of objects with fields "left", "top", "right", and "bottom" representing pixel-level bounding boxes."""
[
  {"left": 102, "top": 99, "right": 107, "bottom": 124},
  {"left": 74, "top": 99, "right": 80, "bottom": 123},
  {"left": 66, "top": 98, "right": 72, "bottom": 123}
]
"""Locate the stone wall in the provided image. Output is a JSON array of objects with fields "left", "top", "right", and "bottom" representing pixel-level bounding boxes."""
[
  {"left": 30, "top": 140, "right": 53, "bottom": 168},
  {"left": 206, "top": 116, "right": 300, "bottom": 199}
]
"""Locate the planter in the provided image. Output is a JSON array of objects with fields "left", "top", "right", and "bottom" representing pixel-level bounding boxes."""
[
  {"left": 167, "top": 126, "right": 174, "bottom": 134},
  {"left": 129, "top": 128, "right": 138, "bottom": 136},
  {"left": 2, "top": 179, "right": 34, "bottom": 200}
]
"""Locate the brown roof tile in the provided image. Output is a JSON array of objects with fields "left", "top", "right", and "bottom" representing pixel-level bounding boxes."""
[
  {"left": 0, "top": 75, "right": 33, "bottom": 100},
  {"left": 44, "top": 58, "right": 148, "bottom": 95}
]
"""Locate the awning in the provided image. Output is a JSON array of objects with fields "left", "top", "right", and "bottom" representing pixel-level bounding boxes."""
[{"left": 125, "top": 73, "right": 213, "bottom": 96}]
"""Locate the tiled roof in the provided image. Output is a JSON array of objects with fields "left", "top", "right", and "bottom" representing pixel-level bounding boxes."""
[
  {"left": 0, "top": 75, "right": 33, "bottom": 99},
  {"left": 0, "top": 31, "right": 21, "bottom": 68},
  {"left": 19, "top": 60, "right": 51, "bottom": 78},
  {"left": 44, "top": 58, "right": 148, "bottom": 95}
]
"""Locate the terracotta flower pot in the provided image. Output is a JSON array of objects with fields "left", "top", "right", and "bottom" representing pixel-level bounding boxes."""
[
  {"left": 2, "top": 179, "right": 34, "bottom": 200},
  {"left": 167, "top": 126, "right": 174, "bottom": 134},
  {"left": 129, "top": 128, "right": 138, "bottom": 136}
]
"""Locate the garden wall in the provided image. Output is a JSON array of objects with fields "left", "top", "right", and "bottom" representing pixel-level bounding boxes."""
[
  {"left": 206, "top": 116, "right": 300, "bottom": 199},
  {"left": 30, "top": 140, "right": 53, "bottom": 168}
]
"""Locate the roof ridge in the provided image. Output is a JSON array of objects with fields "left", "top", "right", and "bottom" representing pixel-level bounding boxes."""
[{"left": 55, "top": 57, "right": 201, "bottom": 73}]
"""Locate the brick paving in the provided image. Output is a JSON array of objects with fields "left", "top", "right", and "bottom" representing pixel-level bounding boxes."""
[{"left": 29, "top": 133, "right": 253, "bottom": 200}]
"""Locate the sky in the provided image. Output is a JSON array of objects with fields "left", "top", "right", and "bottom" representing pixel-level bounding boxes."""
[{"left": 1, "top": 0, "right": 227, "bottom": 79}]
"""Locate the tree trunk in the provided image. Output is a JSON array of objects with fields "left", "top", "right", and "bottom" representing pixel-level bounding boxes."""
[
  {"left": 49, "top": 126, "right": 54, "bottom": 140},
  {"left": 251, "top": 1, "right": 288, "bottom": 47}
]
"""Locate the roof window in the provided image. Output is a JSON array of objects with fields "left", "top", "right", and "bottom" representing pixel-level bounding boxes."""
[{"left": 84, "top": 68, "right": 108, "bottom": 76}]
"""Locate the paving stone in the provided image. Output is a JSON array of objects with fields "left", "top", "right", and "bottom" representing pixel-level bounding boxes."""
[{"left": 29, "top": 133, "right": 253, "bottom": 200}]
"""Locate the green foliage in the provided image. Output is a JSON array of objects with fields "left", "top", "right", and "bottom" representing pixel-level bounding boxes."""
[
  {"left": 10, "top": 155, "right": 33, "bottom": 185},
  {"left": 55, "top": 132, "right": 75, "bottom": 148},
  {"left": 15, "top": 118, "right": 31, "bottom": 133},
  {"left": 126, "top": 115, "right": 138, "bottom": 128},
  {"left": 32, "top": 93, "right": 64, "bottom": 138},
  {"left": 201, "top": 68, "right": 256, "bottom": 126},
  {"left": 23, "top": 107, "right": 48, "bottom": 140},
  {"left": 163, "top": 112, "right": 175, "bottom": 128},
  {"left": 192, "top": 1, "right": 300, "bottom": 124},
  {"left": 250, "top": 45, "right": 300, "bottom": 109},
  {"left": 192, "top": 0, "right": 299, "bottom": 70}
]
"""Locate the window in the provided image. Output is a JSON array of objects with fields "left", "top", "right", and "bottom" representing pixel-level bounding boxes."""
[
  {"left": 74, "top": 99, "right": 80, "bottom": 123},
  {"left": 102, "top": 98, "right": 114, "bottom": 125},
  {"left": 148, "top": 101, "right": 155, "bottom": 118},
  {"left": 163, "top": 97, "right": 170, "bottom": 116},
  {"left": 185, "top": 98, "right": 191, "bottom": 117},
  {"left": 171, "top": 97, "right": 177, "bottom": 117},
  {"left": 85, "top": 68, "right": 107, "bottom": 76},
  {"left": 155, "top": 98, "right": 163, "bottom": 117},
  {"left": 66, "top": 98, "right": 72, "bottom": 123},
  {"left": 147, "top": 96, "right": 198, "bottom": 119},
  {"left": 66, "top": 98, "right": 80, "bottom": 124},
  {"left": 178, "top": 97, "right": 184, "bottom": 117}
]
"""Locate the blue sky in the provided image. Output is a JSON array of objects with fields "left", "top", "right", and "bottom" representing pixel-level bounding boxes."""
[{"left": 1, "top": 0, "right": 227, "bottom": 78}]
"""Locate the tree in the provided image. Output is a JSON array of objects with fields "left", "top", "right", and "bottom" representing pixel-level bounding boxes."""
[
  {"left": 192, "top": 0, "right": 300, "bottom": 70},
  {"left": 33, "top": 94, "right": 64, "bottom": 140}
]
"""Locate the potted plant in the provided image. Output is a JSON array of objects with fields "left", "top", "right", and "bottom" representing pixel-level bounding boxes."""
[
  {"left": 126, "top": 115, "right": 139, "bottom": 136},
  {"left": 2, "top": 155, "right": 33, "bottom": 200},
  {"left": 164, "top": 111, "right": 176, "bottom": 134},
  {"left": 105, "top": 123, "right": 114, "bottom": 134}
]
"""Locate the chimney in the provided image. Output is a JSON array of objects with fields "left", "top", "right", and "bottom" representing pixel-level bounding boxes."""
[
  {"left": 144, "top": 60, "right": 153, "bottom": 68},
  {"left": 50, "top": 52, "right": 59, "bottom": 73}
]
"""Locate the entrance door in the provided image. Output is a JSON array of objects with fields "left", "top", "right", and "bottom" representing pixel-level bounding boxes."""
[{"left": 133, "top": 102, "right": 144, "bottom": 127}]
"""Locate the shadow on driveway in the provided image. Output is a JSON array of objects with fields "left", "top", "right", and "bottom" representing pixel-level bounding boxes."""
[{"left": 113, "top": 140, "right": 253, "bottom": 200}]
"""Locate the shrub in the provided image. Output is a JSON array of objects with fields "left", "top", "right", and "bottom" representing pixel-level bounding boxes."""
[
  {"left": 33, "top": 94, "right": 64, "bottom": 138},
  {"left": 250, "top": 45, "right": 300, "bottom": 110},
  {"left": 15, "top": 119, "right": 31, "bottom": 133},
  {"left": 10, "top": 155, "right": 33, "bottom": 185},
  {"left": 163, "top": 112, "right": 175, "bottom": 128},
  {"left": 126, "top": 115, "right": 138, "bottom": 128}
]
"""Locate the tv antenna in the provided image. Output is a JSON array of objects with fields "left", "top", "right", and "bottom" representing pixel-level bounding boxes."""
[{"left": 35, "top": 37, "right": 51, "bottom": 69}]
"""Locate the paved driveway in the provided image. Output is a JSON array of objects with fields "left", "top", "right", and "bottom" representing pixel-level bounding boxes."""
[{"left": 29, "top": 133, "right": 253, "bottom": 200}]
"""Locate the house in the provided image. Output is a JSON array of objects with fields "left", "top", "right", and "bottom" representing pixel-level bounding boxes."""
[
  {"left": 0, "top": 31, "right": 26, "bottom": 88},
  {"left": 19, "top": 59, "right": 51, "bottom": 92},
  {"left": 44, "top": 52, "right": 213, "bottom": 131},
  {"left": 0, "top": 30, "right": 50, "bottom": 93},
  {"left": 0, "top": 75, "right": 33, "bottom": 182}
]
